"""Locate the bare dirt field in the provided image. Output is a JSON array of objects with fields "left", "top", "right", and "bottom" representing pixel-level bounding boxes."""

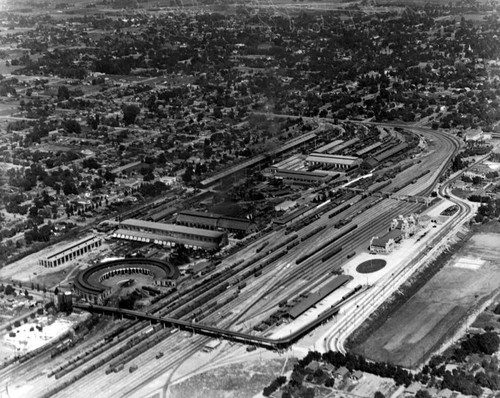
[
  {"left": 169, "top": 358, "right": 287, "bottom": 398},
  {"left": 0, "top": 235, "right": 115, "bottom": 288},
  {"left": 351, "top": 232, "right": 500, "bottom": 368}
]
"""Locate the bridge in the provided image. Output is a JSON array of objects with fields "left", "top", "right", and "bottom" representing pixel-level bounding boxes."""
[{"left": 74, "top": 301, "right": 342, "bottom": 351}]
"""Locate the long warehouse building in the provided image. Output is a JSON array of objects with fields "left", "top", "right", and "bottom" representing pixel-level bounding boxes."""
[
  {"left": 305, "top": 153, "right": 362, "bottom": 169},
  {"left": 288, "top": 275, "right": 353, "bottom": 319},
  {"left": 39, "top": 236, "right": 102, "bottom": 268},
  {"left": 113, "top": 219, "right": 228, "bottom": 250},
  {"left": 271, "top": 169, "right": 332, "bottom": 186},
  {"left": 176, "top": 210, "right": 257, "bottom": 235}
]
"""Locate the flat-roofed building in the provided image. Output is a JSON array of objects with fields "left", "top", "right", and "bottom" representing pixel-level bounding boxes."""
[
  {"left": 39, "top": 236, "right": 102, "bottom": 268},
  {"left": 176, "top": 210, "right": 257, "bottom": 236},
  {"left": 272, "top": 168, "right": 331, "bottom": 186},
  {"left": 114, "top": 219, "right": 228, "bottom": 250},
  {"left": 305, "top": 154, "right": 361, "bottom": 169}
]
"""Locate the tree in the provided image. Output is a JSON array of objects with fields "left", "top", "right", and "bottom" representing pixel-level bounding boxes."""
[
  {"left": 82, "top": 157, "right": 101, "bottom": 170},
  {"left": 472, "top": 176, "right": 483, "bottom": 185},
  {"left": 416, "top": 390, "right": 432, "bottom": 398},
  {"left": 325, "top": 377, "right": 335, "bottom": 387},
  {"left": 63, "top": 119, "right": 81, "bottom": 134},
  {"left": 123, "top": 104, "right": 141, "bottom": 125},
  {"left": 4, "top": 284, "right": 15, "bottom": 295},
  {"left": 374, "top": 392, "right": 385, "bottom": 398},
  {"left": 62, "top": 179, "right": 78, "bottom": 195},
  {"left": 182, "top": 167, "right": 193, "bottom": 184},
  {"left": 203, "top": 145, "right": 213, "bottom": 159},
  {"left": 57, "top": 85, "right": 70, "bottom": 100},
  {"left": 213, "top": 107, "right": 223, "bottom": 118}
]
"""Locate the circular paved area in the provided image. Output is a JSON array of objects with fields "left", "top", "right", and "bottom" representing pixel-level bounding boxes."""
[{"left": 356, "top": 259, "right": 387, "bottom": 274}]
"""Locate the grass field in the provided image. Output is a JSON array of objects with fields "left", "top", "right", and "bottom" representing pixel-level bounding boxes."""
[{"left": 351, "top": 232, "right": 500, "bottom": 368}]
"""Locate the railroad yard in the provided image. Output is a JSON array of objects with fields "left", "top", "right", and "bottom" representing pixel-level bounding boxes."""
[
  {"left": 1, "top": 1, "right": 500, "bottom": 397},
  {"left": 0, "top": 121, "right": 478, "bottom": 398}
]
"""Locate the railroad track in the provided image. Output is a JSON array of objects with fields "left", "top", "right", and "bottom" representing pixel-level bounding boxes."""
[
  {"left": 326, "top": 168, "right": 474, "bottom": 357},
  {"left": 1, "top": 125, "right": 461, "bottom": 398}
]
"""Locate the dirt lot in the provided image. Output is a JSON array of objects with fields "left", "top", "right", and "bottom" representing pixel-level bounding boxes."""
[
  {"left": 351, "top": 232, "right": 500, "bottom": 368},
  {"left": 0, "top": 235, "right": 115, "bottom": 288},
  {"left": 169, "top": 357, "right": 287, "bottom": 398}
]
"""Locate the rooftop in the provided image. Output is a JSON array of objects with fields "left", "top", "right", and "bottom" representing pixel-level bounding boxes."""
[
  {"left": 371, "top": 229, "right": 405, "bottom": 247},
  {"left": 120, "top": 219, "right": 225, "bottom": 238},
  {"left": 288, "top": 275, "right": 352, "bottom": 319},
  {"left": 306, "top": 154, "right": 361, "bottom": 165}
]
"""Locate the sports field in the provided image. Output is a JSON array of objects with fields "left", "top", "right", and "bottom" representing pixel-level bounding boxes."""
[{"left": 351, "top": 232, "right": 500, "bottom": 368}]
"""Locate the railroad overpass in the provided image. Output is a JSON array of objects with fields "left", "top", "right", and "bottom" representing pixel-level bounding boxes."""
[{"left": 74, "top": 300, "right": 342, "bottom": 351}]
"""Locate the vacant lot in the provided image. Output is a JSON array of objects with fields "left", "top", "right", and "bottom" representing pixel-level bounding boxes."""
[
  {"left": 351, "top": 232, "right": 500, "bottom": 368},
  {"left": 170, "top": 358, "right": 287, "bottom": 398}
]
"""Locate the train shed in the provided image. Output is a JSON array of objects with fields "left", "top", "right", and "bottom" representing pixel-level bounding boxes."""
[{"left": 288, "top": 275, "right": 353, "bottom": 319}]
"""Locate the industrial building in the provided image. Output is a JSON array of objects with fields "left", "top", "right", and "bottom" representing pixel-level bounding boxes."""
[
  {"left": 355, "top": 142, "right": 383, "bottom": 157},
  {"left": 314, "top": 139, "right": 344, "bottom": 154},
  {"left": 113, "top": 219, "right": 228, "bottom": 250},
  {"left": 200, "top": 132, "right": 317, "bottom": 188},
  {"left": 305, "top": 153, "right": 362, "bottom": 169},
  {"left": 274, "top": 204, "right": 312, "bottom": 226},
  {"left": 38, "top": 236, "right": 102, "bottom": 268},
  {"left": 271, "top": 168, "right": 331, "bottom": 186},
  {"left": 328, "top": 137, "right": 360, "bottom": 154},
  {"left": 176, "top": 210, "right": 257, "bottom": 236}
]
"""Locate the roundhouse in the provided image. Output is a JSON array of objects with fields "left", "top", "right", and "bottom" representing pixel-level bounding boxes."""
[{"left": 73, "top": 258, "right": 180, "bottom": 303}]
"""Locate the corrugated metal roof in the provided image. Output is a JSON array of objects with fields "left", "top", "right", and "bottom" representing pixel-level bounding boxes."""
[
  {"left": 329, "top": 137, "right": 360, "bottom": 154},
  {"left": 177, "top": 211, "right": 220, "bottom": 227},
  {"left": 306, "top": 154, "right": 360, "bottom": 165},
  {"left": 120, "top": 219, "right": 225, "bottom": 238},
  {"left": 113, "top": 228, "right": 221, "bottom": 249},
  {"left": 177, "top": 211, "right": 254, "bottom": 232},
  {"left": 275, "top": 169, "right": 328, "bottom": 178},
  {"left": 356, "top": 142, "right": 382, "bottom": 157},
  {"left": 374, "top": 143, "right": 408, "bottom": 162},
  {"left": 288, "top": 275, "right": 353, "bottom": 319},
  {"left": 315, "top": 139, "right": 344, "bottom": 154},
  {"left": 218, "top": 217, "right": 253, "bottom": 230}
]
